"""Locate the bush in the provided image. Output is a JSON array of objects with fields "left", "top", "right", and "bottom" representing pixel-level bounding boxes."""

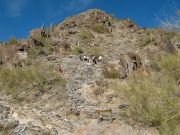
[
  {"left": 78, "top": 30, "right": 94, "bottom": 41},
  {"left": 112, "top": 71, "right": 180, "bottom": 135},
  {"left": 86, "top": 47, "right": 102, "bottom": 57},
  {"left": 7, "top": 37, "right": 18, "bottom": 45},
  {"left": 103, "top": 69, "right": 119, "bottom": 79},
  {"left": 92, "top": 24, "right": 109, "bottom": 34},
  {"left": 28, "top": 37, "right": 54, "bottom": 59},
  {"left": 159, "top": 54, "right": 180, "bottom": 81},
  {"left": 0, "top": 65, "right": 66, "bottom": 101},
  {"left": 72, "top": 46, "right": 83, "bottom": 55}
]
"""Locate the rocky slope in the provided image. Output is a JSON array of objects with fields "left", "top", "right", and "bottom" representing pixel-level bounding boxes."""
[{"left": 0, "top": 9, "right": 179, "bottom": 135}]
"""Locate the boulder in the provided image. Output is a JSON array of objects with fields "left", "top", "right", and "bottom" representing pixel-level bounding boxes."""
[
  {"left": 17, "top": 51, "right": 28, "bottom": 61},
  {"left": 120, "top": 52, "right": 142, "bottom": 74},
  {"left": 103, "top": 61, "right": 127, "bottom": 79}
]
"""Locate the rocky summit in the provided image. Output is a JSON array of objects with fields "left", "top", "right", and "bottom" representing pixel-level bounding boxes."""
[{"left": 0, "top": 9, "right": 179, "bottom": 135}]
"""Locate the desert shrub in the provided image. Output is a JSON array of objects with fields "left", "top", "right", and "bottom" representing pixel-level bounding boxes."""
[
  {"left": 0, "top": 65, "right": 66, "bottom": 100},
  {"left": 91, "top": 24, "right": 109, "bottom": 34},
  {"left": 78, "top": 30, "right": 94, "bottom": 41},
  {"left": 28, "top": 37, "right": 54, "bottom": 59},
  {"left": 72, "top": 46, "right": 83, "bottom": 55},
  {"left": 159, "top": 54, "right": 180, "bottom": 81},
  {"left": 103, "top": 69, "right": 119, "bottom": 79},
  {"left": 139, "top": 30, "right": 156, "bottom": 47},
  {"left": 112, "top": 68, "right": 180, "bottom": 134},
  {"left": 7, "top": 37, "right": 18, "bottom": 45},
  {"left": 86, "top": 47, "right": 102, "bottom": 57}
]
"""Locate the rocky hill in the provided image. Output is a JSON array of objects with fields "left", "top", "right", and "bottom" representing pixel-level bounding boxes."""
[{"left": 0, "top": 9, "right": 179, "bottom": 135}]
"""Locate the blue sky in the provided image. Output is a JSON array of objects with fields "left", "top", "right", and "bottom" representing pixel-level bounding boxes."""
[{"left": 0, "top": 0, "right": 179, "bottom": 41}]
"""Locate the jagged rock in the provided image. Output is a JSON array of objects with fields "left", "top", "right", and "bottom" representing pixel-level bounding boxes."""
[
  {"left": 103, "top": 52, "right": 142, "bottom": 79},
  {"left": 121, "top": 19, "right": 139, "bottom": 30},
  {"left": 120, "top": 52, "right": 142, "bottom": 74},
  {"left": 60, "top": 9, "right": 113, "bottom": 30},
  {"left": 104, "top": 61, "right": 127, "bottom": 79}
]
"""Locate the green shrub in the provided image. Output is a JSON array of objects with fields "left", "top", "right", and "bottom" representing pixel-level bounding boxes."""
[
  {"left": 112, "top": 72, "right": 180, "bottom": 135},
  {"left": 78, "top": 30, "right": 94, "bottom": 41},
  {"left": 72, "top": 46, "right": 83, "bottom": 55},
  {"left": 91, "top": 24, "right": 109, "bottom": 34},
  {"left": 28, "top": 37, "right": 54, "bottom": 59},
  {"left": 103, "top": 69, "right": 119, "bottom": 79}
]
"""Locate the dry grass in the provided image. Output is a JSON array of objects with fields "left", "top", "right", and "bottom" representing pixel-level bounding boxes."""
[
  {"left": 78, "top": 30, "right": 94, "bottom": 42},
  {"left": 159, "top": 54, "right": 180, "bottom": 81},
  {"left": 0, "top": 65, "right": 66, "bottom": 101},
  {"left": 103, "top": 69, "right": 119, "bottom": 79},
  {"left": 72, "top": 46, "right": 84, "bottom": 55},
  {"left": 86, "top": 47, "right": 102, "bottom": 57},
  {"left": 91, "top": 24, "right": 110, "bottom": 34},
  {"left": 28, "top": 33, "right": 54, "bottom": 58},
  {"left": 112, "top": 54, "right": 180, "bottom": 135}
]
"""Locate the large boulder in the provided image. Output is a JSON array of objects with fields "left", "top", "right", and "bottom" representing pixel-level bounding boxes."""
[
  {"left": 103, "top": 52, "right": 142, "bottom": 79},
  {"left": 120, "top": 52, "right": 142, "bottom": 74}
]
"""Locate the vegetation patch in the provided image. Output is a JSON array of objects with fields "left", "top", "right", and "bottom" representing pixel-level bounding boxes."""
[
  {"left": 112, "top": 54, "right": 180, "bottom": 135},
  {"left": 0, "top": 65, "right": 66, "bottom": 101},
  {"left": 78, "top": 30, "right": 95, "bottom": 42},
  {"left": 159, "top": 54, "right": 180, "bottom": 81},
  {"left": 28, "top": 37, "right": 54, "bottom": 59},
  {"left": 103, "top": 69, "right": 119, "bottom": 79},
  {"left": 86, "top": 47, "right": 102, "bottom": 57},
  {"left": 91, "top": 24, "right": 109, "bottom": 34},
  {"left": 72, "top": 46, "right": 84, "bottom": 55},
  {"left": 6, "top": 37, "right": 18, "bottom": 45}
]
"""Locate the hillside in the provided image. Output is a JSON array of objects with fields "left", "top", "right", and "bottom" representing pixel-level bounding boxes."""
[{"left": 0, "top": 9, "right": 179, "bottom": 135}]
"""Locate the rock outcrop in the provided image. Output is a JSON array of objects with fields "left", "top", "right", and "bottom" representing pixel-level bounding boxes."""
[{"left": 0, "top": 9, "right": 179, "bottom": 135}]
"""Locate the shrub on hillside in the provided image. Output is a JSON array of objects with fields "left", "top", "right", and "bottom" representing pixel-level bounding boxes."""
[
  {"left": 91, "top": 24, "right": 109, "bottom": 34},
  {"left": 159, "top": 54, "right": 180, "bottom": 81},
  {"left": 113, "top": 73, "right": 180, "bottom": 135},
  {"left": 78, "top": 30, "right": 94, "bottom": 41},
  {"left": 0, "top": 65, "right": 66, "bottom": 101},
  {"left": 112, "top": 55, "right": 180, "bottom": 135},
  {"left": 7, "top": 37, "right": 18, "bottom": 45}
]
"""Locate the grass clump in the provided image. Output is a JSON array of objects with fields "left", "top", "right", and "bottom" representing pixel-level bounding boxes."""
[
  {"left": 72, "top": 46, "right": 83, "bottom": 55},
  {"left": 7, "top": 37, "right": 18, "bottom": 45},
  {"left": 86, "top": 47, "right": 102, "bottom": 57},
  {"left": 159, "top": 54, "right": 180, "bottom": 81},
  {"left": 113, "top": 73, "right": 180, "bottom": 135},
  {"left": 28, "top": 37, "right": 54, "bottom": 59},
  {"left": 103, "top": 69, "right": 119, "bottom": 79},
  {"left": 91, "top": 24, "right": 109, "bottom": 34},
  {"left": 78, "top": 30, "right": 94, "bottom": 42},
  {"left": 112, "top": 54, "right": 180, "bottom": 135},
  {"left": 0, "top": 65, "right": 65, "bottom": 100}
]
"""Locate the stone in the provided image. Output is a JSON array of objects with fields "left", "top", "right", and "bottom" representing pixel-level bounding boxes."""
[{"left": 17, "top": 51, "right": 28, "bottom": 61}]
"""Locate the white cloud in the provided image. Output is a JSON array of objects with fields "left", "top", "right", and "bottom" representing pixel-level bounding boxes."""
[{"left": 4, "top": 0, "right": 28, "bottom": 18}]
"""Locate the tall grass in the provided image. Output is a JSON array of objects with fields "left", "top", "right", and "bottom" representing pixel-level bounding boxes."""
[
  {"left": 0, "top": 65, "right": 66, "bottom": 100},
  {"left": 112, "top": 54, "right": 180, "bottom": 135}
]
